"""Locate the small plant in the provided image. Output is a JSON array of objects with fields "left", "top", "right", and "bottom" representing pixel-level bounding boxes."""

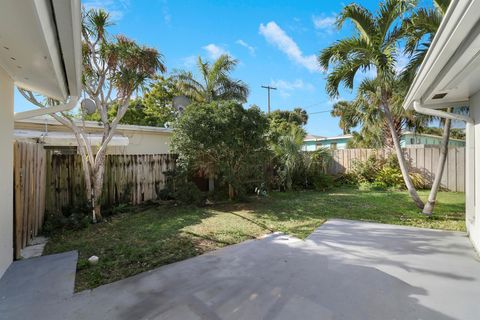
[
  {"left": 312, "top": 173, "right": 334, "bottom": 191},
  {"left": 162, "top": 169, "right": 205, "bottom": 205},
  {"left": 359, "top": 181, "right": 388, "bottom": 191},
  {"left": 43, "top": 203, "right": 91, "bottom": 235},
  {"left": 351, "top": 155, "right": 381, "bottom": 183},
  {"left": 376, "top": 166, "right": 403, "bottom": 187}
]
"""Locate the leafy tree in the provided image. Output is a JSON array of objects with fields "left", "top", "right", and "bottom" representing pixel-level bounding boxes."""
[
  {"left": 172, "top": 55, "right": 249, "bottom": 103},
  {"left": 269, "top": 108, "right": 309, "bottom": 126},
  {"left": 172, "top": 101, "right": 268, "bottom": 199},
  {"left": 81, "top": 76, "right": 179, "bottom": 127},
  {"left": 21, "top": 9, "right": 165, "bottom": 220},
  {"left": 319, "top": 0, "right": 425, "bottom": 209}
]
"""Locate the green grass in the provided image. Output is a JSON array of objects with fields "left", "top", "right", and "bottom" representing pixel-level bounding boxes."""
[{"left": 44, "top": 187, "right": 465, "bottom": 291}]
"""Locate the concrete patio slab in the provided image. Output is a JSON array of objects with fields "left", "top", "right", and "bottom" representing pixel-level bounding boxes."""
[
  {"left": 1, "top": 220, "right": 480, "bottom": 320},
  {"left": 0, "top": 251, "right": 77, "bottom": 317}
]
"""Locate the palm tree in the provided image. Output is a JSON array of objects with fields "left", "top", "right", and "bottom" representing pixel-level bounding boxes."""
[
  {"left": 272, "top": 125, "right": 305, "bottom": 191},
  {"left": 319, "top": 0, "right": 425, "bottom": 209},
  {"left": 332, "top": 77, "right": 428, "bottom": 148},
  {"left": 172, "top": 54, "right": 249, "bottom": 103},
  {"left": 402, "top": 0, "right": 452, "bottom": 215},
  {"left": 401, "top": 0, "right": 450, "bottom": 83}
]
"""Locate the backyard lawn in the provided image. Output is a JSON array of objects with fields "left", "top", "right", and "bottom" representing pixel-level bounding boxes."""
[{"left": 44, "top": 187, "right": 465, "bottom": 291}]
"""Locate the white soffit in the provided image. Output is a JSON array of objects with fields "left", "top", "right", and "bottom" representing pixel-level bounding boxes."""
[
  {"left": 0, "top": 0, "right": 81, "bottom": 100},
  {"left": 403, "top": 0, "right": 480, "bottom": 109}
]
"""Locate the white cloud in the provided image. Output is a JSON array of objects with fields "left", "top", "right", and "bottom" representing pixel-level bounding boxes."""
[
  {"left": 161, "top": 0, "right": 171, "bottom": 25},
  {"left": 259, "top": 21, "right": 320, "bottom": 73},
  {"left": 83, "top": 0, "right": 130, "bottom": 21},
  {"left": 312, "top": 14, "right": 337, "bottom": 33},
  {"left": 203, "top": 44, "right": 230, "bottom": 60},
  {"left": 270, "top": 79, "right": 315, "bottom": 98},
  {"left": 181, "top": 55, "right": 197, "bottom": 68},
  {"left": 236, "top": 40, "right": 255, "bottom": 55},
  {"left": 395, "top": 51, "right": 410, "bottom": 74}
]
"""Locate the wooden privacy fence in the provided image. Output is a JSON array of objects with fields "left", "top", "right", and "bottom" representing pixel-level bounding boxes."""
[
  {"left": 46, "top": 153, "right": 176, "bottom": 214},
  {"left": 328, "top": 147, "right": 465, "bottom": 192},
  {"left": 13, "top": 142, "right": 47, "bottom": 258}
]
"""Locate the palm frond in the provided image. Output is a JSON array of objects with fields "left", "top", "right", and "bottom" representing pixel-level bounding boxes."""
[{"left": 336, "top": 4, "right": 377, "bottom": 43}]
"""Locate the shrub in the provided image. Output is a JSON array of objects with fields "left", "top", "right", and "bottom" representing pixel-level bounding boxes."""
[
  {"left": 359, "top": 181, "right": 388, "bottom": 191},
  {"left": 351, "top": 155, "right": 381, "bottom": 183},
  {"left": 173, "top": 180, "right": 204, "bottom": 206},
  {"left": 312, "top": 173, "right": 334, "bottom": 191},
  {"left": 161, "top": 169, "right": 205, "bottom": 205},
  {"left": 375, "top": 166, "right": 403, "bottom": 187},
  {"left": 409, "top": 172, "right": 428, "bottom": 189},
  {"left": 43, "top": 204, "right": 91, "bottom": 235}
]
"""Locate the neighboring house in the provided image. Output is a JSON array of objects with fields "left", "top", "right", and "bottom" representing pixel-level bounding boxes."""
[
  {"left": 315, "top": 134, "right": 353, "bottom": 150},
  {"left": 303, "top": 132, "right": 465, "bottom": 151},
  {"left": 402, "top": 0, "right": 480, "bottom": 252},
  {"left": 400, "top": 131, "right": 465, "bottom": 147},
  {"left": 15, "top": 116, "right": 172, "bottom": 155},
  {"left": 0, "top": 0, "right": 81, "bottom": 278},
  {"left": 302, "top": 134, "right": 325, "bottom": 151}
]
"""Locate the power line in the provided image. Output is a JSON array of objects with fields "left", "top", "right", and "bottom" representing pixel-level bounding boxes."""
[{"left": 309, "top": 110, "right": 331, "bottom": 115}]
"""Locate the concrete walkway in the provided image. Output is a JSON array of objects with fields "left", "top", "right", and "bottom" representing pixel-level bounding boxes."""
[{"left": 1, "top": 220, "right": 479, "bottom": 320}]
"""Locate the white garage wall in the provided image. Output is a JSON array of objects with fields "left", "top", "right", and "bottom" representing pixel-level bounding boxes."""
[
  {"left": 0, "top": 66, "right": 14, "bottom": 278},
  {"left": 467, "top": 91, "right": 480, "bottom": 252}
]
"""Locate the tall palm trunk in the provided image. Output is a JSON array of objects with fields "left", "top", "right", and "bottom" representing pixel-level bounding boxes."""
[
  {"left": 422, "top": 109, "right": 452, "bottom": 215},
  {"left": 382, "top": 98, "right": 425, "bottom": 209}
]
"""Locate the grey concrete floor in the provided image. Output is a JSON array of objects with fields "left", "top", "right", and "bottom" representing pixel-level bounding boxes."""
[{"left": 1, "top": 219, "right": 480, "bottom": 320}]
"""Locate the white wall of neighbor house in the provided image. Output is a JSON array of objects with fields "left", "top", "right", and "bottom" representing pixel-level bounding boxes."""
[
  {"left": 467, "top": 91, "right": 480, "bottom": 252},
  {"left": 0, "top": 66, "right": 14, "bottom": 278},
  {"left": 107, "top": 131, "right": 171, "bottom": 155}
]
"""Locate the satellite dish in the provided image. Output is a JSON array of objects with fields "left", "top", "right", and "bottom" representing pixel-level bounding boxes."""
[
  {"left": 172, "top": 96, "right": 191, "bottom": 113},
  {"left": 81, "top": 98, "right": 97, "bottom": 115}
]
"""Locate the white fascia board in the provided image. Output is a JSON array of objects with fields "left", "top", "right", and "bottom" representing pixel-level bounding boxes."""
[
  {"left": 403, "top": 0, "right": 479, "bottom": 110},
  {"left": 14, "top": 129, "right": 129, "bottom": 147},
  {"left": 33, "top": 0, "right": 68, "bottom": 100}
]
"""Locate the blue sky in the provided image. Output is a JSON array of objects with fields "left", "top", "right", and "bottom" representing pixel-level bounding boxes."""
[{"left": 14, "top": 0, "right": 431, "bottom": 136}]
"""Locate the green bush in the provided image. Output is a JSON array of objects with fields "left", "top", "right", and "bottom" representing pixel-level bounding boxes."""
[
  {"left": 312, "top": 173, "right": 334, "bottom": 191},
  {"left": 359, "top": 181, "right": 388, "bottom": 191},
  {"left": 161, "top": 169, "right": 205, "bottom": 205},
  {"left": 351, "top": 155, "right": 381, "bottom": 183},
  {"left": 375, "top": 166, "right": 403, "bottom": 187},
  {"left": 43, "top": 204, "right": 91, "bottom": 235}
]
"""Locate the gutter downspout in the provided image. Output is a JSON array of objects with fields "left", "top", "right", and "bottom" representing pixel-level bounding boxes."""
[
  {"left": 14, "top": 96, "right": 79, "bottom": 121},
  {"left": 413, "top": 101, "right": 473, "bottom": 123}
]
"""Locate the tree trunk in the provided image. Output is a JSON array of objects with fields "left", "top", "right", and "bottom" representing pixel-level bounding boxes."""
[
  {"left": 286, "top": 173, "right": 292, "bottom": 191},
  {"left": 208, "top": 174, "right": 215, "bottom": 192},
  {"left": 228, "top": 184, "right": 235, "bottom": 200},
  {"left": 92, "top": 153, "right": 107, "bottom": 221},
  {"left": 382, "top": 101, "right": 425, "bottom": 209},
  {"left": 422, "top": 110, "right": 452, "bottom": 215}
]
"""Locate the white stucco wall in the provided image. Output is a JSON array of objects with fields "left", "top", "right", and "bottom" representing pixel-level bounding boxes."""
[
  {"left": 0, "top": 67, "right": 14, "bottom": 278},
  {"left": 107, "top": 131, "right": 171, "bottom": 155},
  {"left": 466, "top": 91, "right": 480, "bottom": 252}
]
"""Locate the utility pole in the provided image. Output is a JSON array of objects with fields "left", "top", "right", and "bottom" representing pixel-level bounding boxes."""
[{"left": 261, "top": 85, "right": 277, "bottom": 114}]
